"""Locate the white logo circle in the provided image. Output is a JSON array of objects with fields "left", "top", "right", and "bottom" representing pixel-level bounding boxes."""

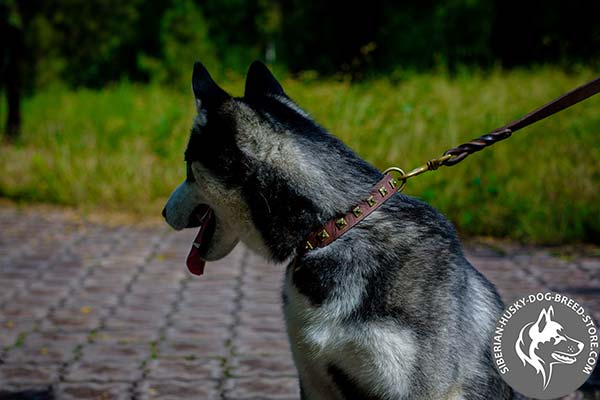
[{"left": 492, "top": 292, "right": 598, "bottom": 398}]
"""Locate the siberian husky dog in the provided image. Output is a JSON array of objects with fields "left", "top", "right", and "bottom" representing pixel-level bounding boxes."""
[{"left": 163, "top": 61, "right": 513, "bottom": 400}]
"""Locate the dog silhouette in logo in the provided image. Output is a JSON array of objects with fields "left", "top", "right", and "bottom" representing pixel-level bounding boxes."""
[{"left": 515, "top": 306, "right": 584, "bottom": 389}]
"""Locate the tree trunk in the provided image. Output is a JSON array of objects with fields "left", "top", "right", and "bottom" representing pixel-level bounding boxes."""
[{"left": 1, "top": 12, "right": 24, "bottom": 141}]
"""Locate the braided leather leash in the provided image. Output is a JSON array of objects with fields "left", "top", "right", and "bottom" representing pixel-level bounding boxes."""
[
  {"left": 386, "top": 75, "right": 600, "bottom": 185},
  {"left": 300, "top": 76, "right": 600, "bottom": 255}
]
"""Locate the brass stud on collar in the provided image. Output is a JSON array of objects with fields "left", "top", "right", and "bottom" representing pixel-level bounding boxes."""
[
  {"left": 352, "top": 206, "right": 363, "bottom": 217},
  {"left": 317, "top": 229, "right": 330, "bottom": 242},
  {"left": 367, "top": 196, "right": 377, "bottom": 207},
  {"left": 389, "top": 178, "right": 398, "bottom": 189},
  {"left": 335, "top": 217, "right": 348, "bottom": 230},
  {"left": 379, "top": 186, "right": 388, "bottom": 197},
  {"left": 304, "top": 241, "right": 314, "bottom": 251}
]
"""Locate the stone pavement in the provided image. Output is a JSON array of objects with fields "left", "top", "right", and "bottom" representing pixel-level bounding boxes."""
[{"left": 0, "top": 205, "right": 598, "bottom": 400}]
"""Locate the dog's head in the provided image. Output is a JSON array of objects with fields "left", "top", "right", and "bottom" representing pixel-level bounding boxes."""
[
  {"left": 162, "top": 61, "right": 380, "bottom": 274},
  {"left": 515, "top": 306, "right": 584, "bottom": 388}
]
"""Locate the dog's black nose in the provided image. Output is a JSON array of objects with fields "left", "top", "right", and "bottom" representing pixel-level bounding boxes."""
[{"left": 161, "top": 207, "right": 167, "bottom": 219}]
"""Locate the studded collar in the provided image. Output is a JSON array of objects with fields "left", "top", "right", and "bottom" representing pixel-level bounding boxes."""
[{"left": 298, "top": 174, "right": 400, "bottom": 255}]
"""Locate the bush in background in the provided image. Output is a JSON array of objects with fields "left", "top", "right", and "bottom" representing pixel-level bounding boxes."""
[{"left": 5, "top": 0, "right": 599, "bottom": 90}]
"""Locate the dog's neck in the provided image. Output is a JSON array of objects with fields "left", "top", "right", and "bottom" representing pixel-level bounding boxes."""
[{"left": 241, "top": 152, "right": 382, "bottom": 262}]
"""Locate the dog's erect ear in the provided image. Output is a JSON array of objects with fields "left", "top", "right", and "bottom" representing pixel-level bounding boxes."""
[
  {"left": 244, "top": 60, "right": 285, "bottom": 98},
  {"left": 192, "top": 62, "right": 229, "bottom": 109},
  {"left": 535, "top": 307, "right": 551, "bottom": 333}
]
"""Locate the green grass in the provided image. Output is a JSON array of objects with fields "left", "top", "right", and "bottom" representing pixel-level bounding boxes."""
[{"left": 1, "top": 67, "right": 599, "bottom": 243}]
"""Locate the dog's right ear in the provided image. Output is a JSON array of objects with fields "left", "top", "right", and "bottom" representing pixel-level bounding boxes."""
[
  {"left": 192, "top": 62, "right": 229, "bottom": 110},
  {"left": 244, "top": 60, "right": 286, "bottom": 98}
]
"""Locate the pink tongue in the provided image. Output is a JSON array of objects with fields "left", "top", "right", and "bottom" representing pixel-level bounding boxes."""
[{"left": 186, "top": 207, "right": 211, "bottom": 276}]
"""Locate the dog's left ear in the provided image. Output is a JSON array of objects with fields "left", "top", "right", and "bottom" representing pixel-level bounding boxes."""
[
  {"left": 245, "top": 60, "right": 286, "bottom": 98},
  {"left": 192, "top": 62, "right": 230, "bottom": 109}
]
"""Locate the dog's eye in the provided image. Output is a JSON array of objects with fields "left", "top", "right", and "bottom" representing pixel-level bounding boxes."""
[{"left": 553, "top": 336, "right": 564, "bottom": 344}]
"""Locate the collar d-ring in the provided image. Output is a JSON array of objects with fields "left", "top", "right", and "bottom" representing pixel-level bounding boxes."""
[{"left": 382, "top": 167, "right": 407, "bottom": 192}]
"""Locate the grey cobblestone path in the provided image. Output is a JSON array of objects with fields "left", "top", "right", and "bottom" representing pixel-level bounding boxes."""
[{"left": 0, "top": 206, "right": 598, "bottom": 399}]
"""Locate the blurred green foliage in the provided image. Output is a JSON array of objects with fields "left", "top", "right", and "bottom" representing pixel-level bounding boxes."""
[
  {"left": 138, "top": 0, "right": 218, "bottom": 87},
  {"left": 7, "top": 0, "right": 600, "bottom": 89},
  {"left": 1, "top": 68, "right": 598, "bottom": 243},
  {"left": 23, "top": 0, "right": 148, "bottom": 88},
  {"left": 1, "top": 1, "right": 599, "bottom": 243}
]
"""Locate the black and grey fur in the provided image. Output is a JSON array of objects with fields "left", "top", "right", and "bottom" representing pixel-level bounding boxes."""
[{"left": 163, "top": 61, "right": 513, "bottom": 400}]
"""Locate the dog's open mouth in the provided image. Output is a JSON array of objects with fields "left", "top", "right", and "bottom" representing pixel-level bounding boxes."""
[
  {"left": 552, "top": 351, "right": 577, "bottom": 364},
  {"left": 186, "top": 204, "right": 216, "bottom": 275}
]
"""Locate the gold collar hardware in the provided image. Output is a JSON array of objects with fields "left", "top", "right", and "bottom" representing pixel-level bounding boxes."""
[{"left": 383, "top": 154, "right": 453, "bottom": 192}]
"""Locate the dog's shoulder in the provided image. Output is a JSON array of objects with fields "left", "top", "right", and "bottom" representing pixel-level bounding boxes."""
[
  {"left": 291, "top": 193, "right": 460, "bottom": 305},
  {"left": 290, "top": 191, "right": 503, "bottom": 329}
]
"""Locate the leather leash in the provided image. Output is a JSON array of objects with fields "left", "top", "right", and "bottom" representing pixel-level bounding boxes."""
[
  {"left": 442, "top": 75, "right": 600, "bottom": 166},
  {"left": 299, "top": 76, "right": 600, "bottom": 255}
]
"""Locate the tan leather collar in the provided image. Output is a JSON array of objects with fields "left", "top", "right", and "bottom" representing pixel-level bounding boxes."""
[{"left": 299, "top": 174, "right": 399, "bottom": 254}]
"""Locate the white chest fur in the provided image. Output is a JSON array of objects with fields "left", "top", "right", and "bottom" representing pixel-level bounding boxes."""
[{"left": 282, "top": 263, "right": 418, "bottom": 399}]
